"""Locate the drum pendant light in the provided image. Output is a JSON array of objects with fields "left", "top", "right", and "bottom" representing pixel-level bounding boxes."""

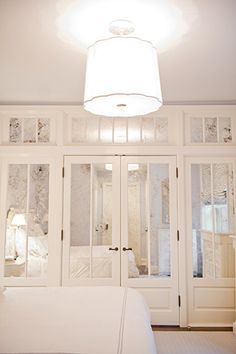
[{"left": 84, "top": 20, "right": 162, "bottom": 117}]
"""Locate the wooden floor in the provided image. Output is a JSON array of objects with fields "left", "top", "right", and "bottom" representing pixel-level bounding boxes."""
[{"left": 152, "top": 331, "right": 236, "bottom": 354}]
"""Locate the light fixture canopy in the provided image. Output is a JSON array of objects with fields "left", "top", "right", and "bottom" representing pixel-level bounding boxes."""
[{"left": 84, "top": 21, "right": 162, "bottom": 117}]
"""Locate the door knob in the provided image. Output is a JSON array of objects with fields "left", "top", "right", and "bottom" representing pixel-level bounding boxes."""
[
  {"left": 122, "top": 247, "right": 132, "bottom": 251},
  {"left": 109, "top": 247, "right": 119, "bottom": 251}
]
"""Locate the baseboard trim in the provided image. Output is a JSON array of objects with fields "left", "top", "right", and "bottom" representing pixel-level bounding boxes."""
[{"left": 152, "top": 325, "right": 233, "bottom": 332}]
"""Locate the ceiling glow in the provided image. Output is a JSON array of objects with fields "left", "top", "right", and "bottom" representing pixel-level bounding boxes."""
[
  {"left": 57, "top": 0, "right": 197, "bottom": 117},
  {"left": 57, "top": 0, "right": 197, "bottom": 53}
]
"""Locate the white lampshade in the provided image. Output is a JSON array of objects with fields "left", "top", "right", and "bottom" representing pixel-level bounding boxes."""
[
  {"left": 11, "top": 214, "right": 26, "bottom": 227},
  {"left": 84, "top": 36, "right": 162, "bottom": 117}
]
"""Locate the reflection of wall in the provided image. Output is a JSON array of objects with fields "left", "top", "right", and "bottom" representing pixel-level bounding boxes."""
[
  {"left": 128, "top": 164, "right": 171, "bottom": 275},
  {"left": 93, "top": 171, "right": 112, "bottom": 246},
  {"left": 202, "top": 231, "right": 235, "bottom": 278},
  {"left": 71, "top": 166, "right": 112, "bottom": 247},
  {"left": 191, "top": 165, "right": 203, "bottom": 277},
  {"left": 71, "top": 165, "right": 90, "bottom": 246},
  {"left": 7, "top": 164, "right": 49, "bottom": 236},
  {"left": 101, "top": 183, "right": 112, "bottom": 245},
  {"left": 128, "top": 169, "right": 147, "bottom": 264},
  {"left": 149, "top": 164, "right": 169, "bottom": 274},
  {"left": 128, "top": 183, "right": 141, "bottom": 263},
  {"left": 8, "top": 165, "right": 27, "bottom": 211}
]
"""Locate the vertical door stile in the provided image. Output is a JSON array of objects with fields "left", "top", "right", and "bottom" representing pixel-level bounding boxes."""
[
  {"left": 0, "top": 160, "right": 8, "bottom": 279},
  {"left": 89, "top": 163, "right": 94, "bottom": 279},
  {"left": 210, "top": 163, "right": 216, "bottom": 278},
  {"left": 35, "top": 119, "right": 38, "bottom": 144},
  {"left": 112, "top": 156, "right": 121, "bottom": 284},
  {"left": 146, "top": 163, "right": 151, "bottom": 277},
  {"left": 202, "top": 117, "right": 206, "bottom": 143},
  {"left": 120, "top": 157, "right": 127, "bottom": 283},
  {"left": 25, "top": 164, "right": 31, "bottom": 278},
  {"left": 62, "top": 159, "right": 70, "bottom": 283}
]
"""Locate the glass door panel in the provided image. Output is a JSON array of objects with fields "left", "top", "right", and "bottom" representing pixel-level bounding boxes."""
[
  {"left": 191, "top": 162, "right": 235, "bottom": 278},
  {"left": 149, "top": 164, "right": 170, "bottom": 278},
  {"left": 69, "top": 164, "right": 91, "bottom": 278},
  {"left": 187, "top": 157, "right": 236, "bottom": 326},
  {"left": 63, "top": 156, "right": 120, "bottom": 285},
  {"left": 4, "top": 163, "right": 49, "bottom": 280},
  {"left": 127, "top": 163, "right": 171, "bottom": 279},
  {"left": 121, "top": 156, "right": 179, "bottom": 325}
]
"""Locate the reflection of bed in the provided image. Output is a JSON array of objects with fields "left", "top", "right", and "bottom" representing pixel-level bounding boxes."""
[
  {"left": 0, "top": 286, "right": 157, "bottom": 354},
  {"left": 13, "top": 235, "right": 48, "bottom": 278},
  {"left": 70, "top": 246, "right": 139, "bottom": 278}
]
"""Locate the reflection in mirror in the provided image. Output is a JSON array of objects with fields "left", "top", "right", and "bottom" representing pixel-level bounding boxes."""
[
  {"left": 70, "top": 164, "right": 91, "bottom": 278},
  {"left": 4, "top": 164, "right": 49, "bottom": 279},
  {"left": 69, "top": 163, "right": 113, "bottom": 279},
  {"left": 191, "top": 163, "right": 235, "bottom": 278},
  {"left": 27, "top": 165, "right": 49, "bottom": 278},
  {"left": 92, "top": 164, "right": 112, "bottom": 278},
  {"left": 128, "top": 163, "right": 171, "bottom": 279}
]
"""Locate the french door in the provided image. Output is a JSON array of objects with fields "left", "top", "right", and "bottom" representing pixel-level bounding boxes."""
[
  {"left": 62, "top": 155, "right": 179, "bottom": 324},
  {"left": 186, "top": 157, "right": 236, "bottom": 326},
  {"left": 62, "top": 156, "right": 120, "bottom": 286}
]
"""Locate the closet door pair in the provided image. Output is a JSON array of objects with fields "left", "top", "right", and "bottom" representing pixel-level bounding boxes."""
[{"left": 62, "top": 156, "right": 179, "bottom": 324}]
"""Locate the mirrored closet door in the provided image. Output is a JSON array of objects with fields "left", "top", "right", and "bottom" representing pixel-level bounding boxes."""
[
  {"left": 121, "top": 156, "right": 178, "bottom": 324},
  {"left": 62, "top": 156, "right": 120, "bottom": 286},
  {"left": 0, "top": 156, "right": 61, "bottom": 286},
  {"left": 63, "top": 155, "right": 179, "bottom": 325},
  {"left": 186, "top": 157, "right": 236, "bottom": 325}
]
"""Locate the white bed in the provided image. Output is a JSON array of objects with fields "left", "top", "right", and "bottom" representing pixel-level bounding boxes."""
[{"left": 0, "top": 286, "right": 157, "bottom": 354}]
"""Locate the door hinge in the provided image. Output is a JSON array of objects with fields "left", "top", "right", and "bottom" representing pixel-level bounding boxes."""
[
  {"left": 178, "top": 295, "right": 181, "bottom": 307},
  {"left": 176, "top": 167, "right": 179, "bottom": 178},
  {"left": 61, "top": 229, "right": 64, "bottom": 241},
  {"left": 62, "top": 167, "right": 65, "bottom": 178},
  {"left": 177, "top": 230, "right": 180, "bottom": 241}
]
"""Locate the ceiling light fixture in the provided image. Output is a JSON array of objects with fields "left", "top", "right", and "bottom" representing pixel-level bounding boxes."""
[{"left": 84, "top": 19, "right": 162, "bottom": 117}]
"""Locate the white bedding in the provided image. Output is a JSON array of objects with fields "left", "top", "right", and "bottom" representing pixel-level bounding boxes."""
[{"left": 0, "top": 286, "right": 157, "bottom": 354}]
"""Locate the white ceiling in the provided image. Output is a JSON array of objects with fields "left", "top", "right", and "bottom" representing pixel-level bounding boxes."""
[{"left": 0, "top": 0, "right": 235, "bottom": 106}]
